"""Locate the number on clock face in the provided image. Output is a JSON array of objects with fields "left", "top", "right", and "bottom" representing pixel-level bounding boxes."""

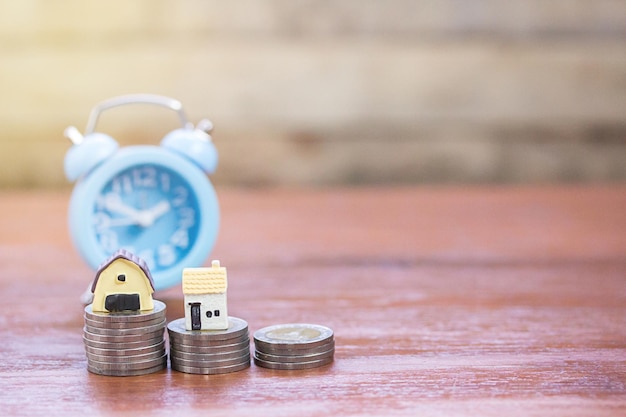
[{"left": 92, "top": 164, "right": 200, "bottom": 272}]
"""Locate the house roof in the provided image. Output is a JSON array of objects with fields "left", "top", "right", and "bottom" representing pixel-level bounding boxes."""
[
  {"left": 182, "top": 260, "right": 227, "bottom": 295},
  {"left": 91, "top": 249, "right": 155, "bottom": 293}
]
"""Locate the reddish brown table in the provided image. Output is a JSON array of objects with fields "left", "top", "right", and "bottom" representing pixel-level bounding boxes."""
[{"left": 0, "top": 186, "right": 625, "bottom": 416}]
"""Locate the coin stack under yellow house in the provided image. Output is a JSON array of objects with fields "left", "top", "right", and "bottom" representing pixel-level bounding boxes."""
[
  {"left": 82, "top": 249, "right": 167, "bottom": 376},
  {"left": 167, "top": 261, "right": 251, "bottom": 375},
  {"left": 83, "top": 301, "right": 168, "bottom": 376}
]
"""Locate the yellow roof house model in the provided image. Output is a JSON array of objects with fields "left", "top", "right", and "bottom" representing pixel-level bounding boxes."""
[{"left": 182, "top": 260, "right": 228, "bottom": 330}]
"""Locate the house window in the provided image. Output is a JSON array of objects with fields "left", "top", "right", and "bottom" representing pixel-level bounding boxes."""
[
  {"left": 117, "top": 274, "right": 126, "bottom": 282},
  {"left": 206, "top": 310, "right": 220, "bottom": 318}
]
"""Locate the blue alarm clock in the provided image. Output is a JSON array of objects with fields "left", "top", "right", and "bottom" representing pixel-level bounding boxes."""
[{"left": 63, "top": 94, "right": 219, "bottom": 293}]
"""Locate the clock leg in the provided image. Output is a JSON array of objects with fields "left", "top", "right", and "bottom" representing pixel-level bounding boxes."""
[{"left": 80, "top": 283, "right": 94, "bottom": 305}]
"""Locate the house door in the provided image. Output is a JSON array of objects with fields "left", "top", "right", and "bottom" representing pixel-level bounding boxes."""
[
  {"left": 105, "top": 293, "right": 140, "bottom": 312},
  {"left": 190, "top": 303, "right": 201, "bottom": 330}
]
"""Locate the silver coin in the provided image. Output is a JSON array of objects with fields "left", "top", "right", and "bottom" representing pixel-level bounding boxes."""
[
  {"left": 168, "top": 331, "right": 249, "bottom": 348},
  {"left": 86, "top": 348, "right": 166, "bottom": 364},
  {"left": 84, "top": 340, "right": 165, "bottom": 357},
  {"left": 84, "top": 319, "right": 166, "bottom": 336},
  {"left": 87, "top": 362, "right": 166, "bottom": 376},
  {"left": 170, "top": 346, "right": 250, "bottom": 362},
  {"left": 83, "top": 328, "right": 165, "bottom": 343},
  {"left": 254, "top": 347, "right": 334, "bottom": 364},
  {"left": 87, "top": 352, "right": 168, "bottom": 371},
  {"left": 170, "top": 338, "right": 250, "bottom": 354},
  {"left": 171, "top": 361, "right": 250, "bottom": 375},
  {"left": 255, "top": 339, "right": 335, "bottom": 356},
  {"left": 170, "top": 352, "right": 250, "bottom": 369},
  {"left": 84, "top": 300, "right": 166, "bottom": 323},
  {"left": 167, "top": 317, "right": 248, "bottom": 343},
  {"left": 82, "top": 334, "right": 164, "bottom": 350},
  {"left": 84, "top": 315, "right": 165, "bottom": 329},
  {"left": 253, "top": 354, "right": 333, "bottom": 370},
  {"left": 253, "top": 323, "right": 333, "bottom": 351}
]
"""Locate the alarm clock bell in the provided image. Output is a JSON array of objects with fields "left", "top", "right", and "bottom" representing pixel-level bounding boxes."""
[
  {"left": 160, "top": 119, "right": 218, "bottom": 175},
  {"left": 63, "top": 127, "right": 119, "bottom": 182}
]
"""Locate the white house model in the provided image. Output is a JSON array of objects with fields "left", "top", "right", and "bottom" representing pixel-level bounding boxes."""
[{"left": 182, "top": 260, "right": 229, "bottom": 331}]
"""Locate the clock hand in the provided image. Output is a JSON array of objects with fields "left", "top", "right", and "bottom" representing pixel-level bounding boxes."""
[
  {"left": 147, "top": 200, "right": 171, "bottom": 221},
  {"left": 94, "top": 213, "right": 143, "bottom": 229},
  {"left": 134, "top": 200, "right": 171, "bottom": 227},
  {"left": 101, "top": 195, "right": 171, "bottom": 228},
  {"left": 107, "top": 217, "right": 144, "bottom": 227},
  {"left": 101, "top": 194, "right": 167, "bottom": 228},
  {"left": 102, "top": 193, "right": 142, "bottom": 219}
]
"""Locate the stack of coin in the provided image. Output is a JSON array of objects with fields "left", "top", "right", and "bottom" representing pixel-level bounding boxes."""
[
  {"left": 167, "top": 317, "right": 250, "bottom": 374},
  {"left": 253, "top": 323, "right": 335, "bottom": 370},
  {"left": 83, "top": 300, "right": 167, "bottom": 376}
]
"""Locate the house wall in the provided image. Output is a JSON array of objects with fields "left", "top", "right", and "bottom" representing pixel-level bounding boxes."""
[
  {"left": 92, "top": 259, "right": 155, "bottom": 312},
  {"left": 1, "top": 1, "right": 625, "bottom": 187},
  {"left": 184, "top": 293, "right": 228, "bottom": 330}
]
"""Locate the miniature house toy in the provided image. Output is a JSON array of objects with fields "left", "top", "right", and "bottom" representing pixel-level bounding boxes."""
[
  {"left": 91, "top": 249, "right": 155, "bottom": 312},
  {"left": 182, "top": 260, "right": 228, "bottom": 330}
]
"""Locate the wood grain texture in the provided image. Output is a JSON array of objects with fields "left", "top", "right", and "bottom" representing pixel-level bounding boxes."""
[
  {"left": 1, "top": 1, "right": 625, "bottom": 187},
  {"left": 0, "top": 186, "right": 625, "bottom": 416}
]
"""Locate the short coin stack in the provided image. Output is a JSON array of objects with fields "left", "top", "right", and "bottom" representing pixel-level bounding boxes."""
[
  {"left": 83, "top": 300, "right": 167, "bottom": 376},
  {"left": 167, "top": 317, "right": 251, "bottom": 374},
  {"left": 253, "top": 323, "right": 335, "bottom": 370}
]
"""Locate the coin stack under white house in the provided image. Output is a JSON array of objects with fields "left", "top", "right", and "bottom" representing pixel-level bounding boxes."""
[
  {"left": 83, "top": 300, "right": 167, "bottom": 376},
  {"left": 253, "top": 323, "right": 335, "bottom": 370},
  {"left": 167, "top": 316, "right": 251, "bottom": 374}
]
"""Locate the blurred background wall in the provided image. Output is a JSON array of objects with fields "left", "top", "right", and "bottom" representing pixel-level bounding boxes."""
[{"left": 0, "top": 0, "right": 624, "bottom": 188}]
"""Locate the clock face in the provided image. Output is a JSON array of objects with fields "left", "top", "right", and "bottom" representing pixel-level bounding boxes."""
[
  {"left": 91, "top": 164, "right": 200, "bottom": 274},
  {"left": 68, "top": 146, "right": 219, "bottom": 291}
]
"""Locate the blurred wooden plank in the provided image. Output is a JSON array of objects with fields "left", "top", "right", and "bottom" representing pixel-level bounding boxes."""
[
  {"left": 212, "top": 124, "right": 626, "bottom": 185},
  {"left": 1, "top": 1, "right": 625, "bottom": 39},
  {"left": 2, "top": 122, "right": 626, "bottom": 188},
  {"left": 2, "top": 39, "right": 625, "bottom": 127}
]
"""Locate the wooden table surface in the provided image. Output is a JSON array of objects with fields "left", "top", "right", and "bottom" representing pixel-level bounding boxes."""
[{"left": 0, "top": 186, "right": 625, "bottom": 416}]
